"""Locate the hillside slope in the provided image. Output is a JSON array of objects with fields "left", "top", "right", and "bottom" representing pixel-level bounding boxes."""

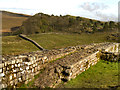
[
  {"left": 13, "top": 13, "right": 118, "bottom": 35},
  {"left": 1, "top": 10, "right": 31, "bottom": 33}
]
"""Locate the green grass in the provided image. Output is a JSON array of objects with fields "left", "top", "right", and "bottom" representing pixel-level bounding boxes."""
[
  {"left": 2, "top": 32, "right": 113, "bottom": 55},
  {"left": 57, "top": 60, "right": 118, "bottom": 89},
  {"left": 2, "top": 36, "right": 39, "bottom": 55}
]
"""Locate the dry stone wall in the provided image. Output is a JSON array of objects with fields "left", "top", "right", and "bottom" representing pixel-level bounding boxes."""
[{"left": 0, "top": 42, "right": 119, "bottom": 88}]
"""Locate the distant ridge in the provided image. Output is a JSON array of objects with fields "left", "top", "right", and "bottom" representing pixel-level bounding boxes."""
[{"left": 0, "top": 10, "right": 31, "bottom": 17}]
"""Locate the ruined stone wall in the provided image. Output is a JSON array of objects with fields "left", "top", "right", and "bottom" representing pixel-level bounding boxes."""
[
  {"left": 0, "top": 42, "right": 119, "bottom": 88},
  {"left": 34, "top": 43, "right": 119, "bottom": 88},
  {"left": 1, "top": 47, "right": 76, "bottom": 88}
]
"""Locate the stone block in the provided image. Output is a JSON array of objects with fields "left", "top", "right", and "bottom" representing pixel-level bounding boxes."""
[
  {"left": 20, "top": 68, "right": 23, "bottom": 71},
  {"left": 17, "top": 72, "right": 21, "bottom": 78},
  {"left": 25, "top": 80, "right": 29, "bottom": 84},
  {"left": 19, "top": 59, "right": 23, "bottom": 63},
  {"left": 35, "top": 67, "right": 38, "bottom": 72},
  {"left": 9, "top": 74, "right": 12, "bottom": 81},
  {"left": 27, "top": 70, "right": 32, "bottom": 74},
  {"left": 18, "top": 77, "right": 22, "bottom": 82},
  {"left": 27, "top": 62, "right": 32, "bottom": 66},
  {"left": 29, "top": 65, "right": 33, "bottom": 69},
  {"left": 10, "top": 80, "right": 14, "bottom": 86},
  {"left": 14, "top": 73, "right": 17, "bottom": 78},
  {"left": 33, "top": 64, "right": 36, "bottom": 67},
  {"left": 4, "top": 61, "right": 8, "bottom": 67},
  {"left": 2, "top": 84, "right": 7, "bottom": 88},
  {"left": 21, "top": 75, "right": 26, "bottom": 81},
  {"left": 11, "top": 65, "right": 14, "bottom": 68},
  {"left": 32, "top": 68, "right": 34, "bottom": 73},
  {"left": 28, "top": 79, "right": 32, "bottom": 82},
  {"left": 18, "top": 63, "right": 20, "bottom": 67},
  {"left": 15, "top": 64, "right": 18, "bottom": 67},
  {"left": 37, "top": 65, "right": 41, "bottom": 71},
  {"left": 16, "top": 59, "right": 20, "bottom": 63},
  {"left": 26, "top": 66, "right": 29, "bottom": 70},
  {"left": 18, "top": 55, "right": 27, "bottom": 58},
  {"left": 0, "top": 73, "right": 4, "bottom": 77},
  {"left": 12, "top": 60, "right": 15, "bottom": 64},
  {"left": 0, "top": 63, "right": 4, "bottom": 68},
  {"left": 28, "top": 57, "right": 33, "bottom": 61},
  {"left": 2, "top": 67, "right": 6, "bottom": 73},
  {"left": 34, "top": 71, "right": 40, "bottom": 75},
  {"left": 7, "top": 61, "right": 12, "bottom": 65},
  {"left": 26, "top": 75, "right": 29, "bottom": 80},
  {"left": 5, "top": 71, "right": 10, "bottom": 75},
  {"left": 0, "top": 68, "right": 2, "bottom": 73},
  {"left": 35, "top": 63, "right": 38, "bottom": 67},
  {"left": 13, "top": 69, "right": 17, "bottom": 73}
]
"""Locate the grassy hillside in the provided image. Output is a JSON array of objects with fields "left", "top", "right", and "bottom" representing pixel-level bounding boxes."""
[
  {"left": 2, "top": 32, "right": 114, "bottom": 55},
  {"left": 1, "top": 11, "right": 30, "bottom": 33},
  {"left": 13, "top": 13, "right": 118, "bottom": 35}
]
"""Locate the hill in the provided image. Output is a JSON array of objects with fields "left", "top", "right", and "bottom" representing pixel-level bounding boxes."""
[
  {"left": 12, "top": 13, "right": 118, "bottom": 35},
  {"left": 1, "top": 10, "right": 31, "bottom": 34}
]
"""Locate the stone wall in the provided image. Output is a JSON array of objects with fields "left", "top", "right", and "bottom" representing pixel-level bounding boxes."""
[
  {"left": 34, "top": 42, "right": 119, "bottom": 88},
  {"left": 1, "top": 46, "right": 76, "bottom": 88},
  {"left": 0, "top": 42, "right": 119, "bottom": 88}
]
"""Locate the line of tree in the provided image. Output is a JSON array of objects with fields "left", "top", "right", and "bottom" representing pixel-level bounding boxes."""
[{"left": 11, "top": 13, "right": 118, "bottom": 35}]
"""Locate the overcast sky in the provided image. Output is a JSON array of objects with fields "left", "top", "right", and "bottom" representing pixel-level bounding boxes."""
[{"left": 0, "top": 0, "right": 119, "bottom": 21}]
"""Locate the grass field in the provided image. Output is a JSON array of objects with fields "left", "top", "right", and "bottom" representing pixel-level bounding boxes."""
[
  {"left": 57, "top": 60, "right": 119, "bottom": 89},
  {"left": 2, "top": 32, "right": 113, "bottom": 55}
]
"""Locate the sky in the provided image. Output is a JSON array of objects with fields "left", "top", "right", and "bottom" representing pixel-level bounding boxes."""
[{"left": 0, "top": 0, "right": 119, "bottom": 21}]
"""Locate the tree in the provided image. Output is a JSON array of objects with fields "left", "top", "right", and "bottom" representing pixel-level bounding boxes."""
[
  {"left": 103, "top": 22, "right": 109, "bottom": 31},
  {"left": 109, "top": 21, "right": 115, "bottom": 28}
]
